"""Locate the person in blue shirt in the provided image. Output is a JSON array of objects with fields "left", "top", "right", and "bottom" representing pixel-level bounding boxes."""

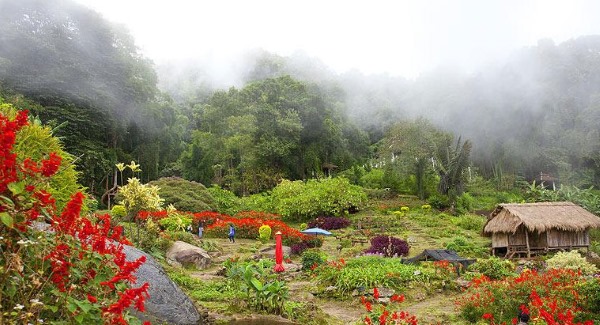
[{"left": 228, "top": 224, "right": 235, "bottom": 243}]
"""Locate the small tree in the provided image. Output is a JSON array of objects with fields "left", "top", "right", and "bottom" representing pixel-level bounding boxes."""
[
  {"left": 118, "top": 177, "right": 163, "bottom": 221},
  {"left": 435, "top": 137, "right": 472, "bottom": 203}
]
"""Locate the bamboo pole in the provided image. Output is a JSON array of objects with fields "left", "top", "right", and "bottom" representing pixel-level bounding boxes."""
[{"left": 525, "top": 228, "right": 531, "bottom": 258}]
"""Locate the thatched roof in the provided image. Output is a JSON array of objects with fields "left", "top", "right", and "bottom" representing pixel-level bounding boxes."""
[{"left": 483, "top": 202, "right": 600, "bottom": 234}]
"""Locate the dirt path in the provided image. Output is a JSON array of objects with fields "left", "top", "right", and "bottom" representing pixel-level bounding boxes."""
[
  {"left": 403, "top": 292, "right": 465, "bottom": 324},
  {"left": 317, "top": 298, "right": 363, "bottom": 324}
]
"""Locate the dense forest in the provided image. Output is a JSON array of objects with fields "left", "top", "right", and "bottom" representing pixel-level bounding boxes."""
[{"left": 2, "top": 0, "right": 600, "bottom": 203}]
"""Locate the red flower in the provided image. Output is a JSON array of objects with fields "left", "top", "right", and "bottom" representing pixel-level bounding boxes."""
[
  {"left": 364, "top": 301, "right": 372, "bottom": 312},
  {"left": 391, "top": 294, "right": 405, "bottom": 303},
  {"left": 482, "top": 313, "right": 493, "bottom": 320},
  {"left": 41, "top": 152, "right": 62, "bottom": 177},
  {"left": 373, "top": 287, "right": 380, "bottom": 300},
  {"left": 87, "top": 294, "right": 98, "bottom": 303}
]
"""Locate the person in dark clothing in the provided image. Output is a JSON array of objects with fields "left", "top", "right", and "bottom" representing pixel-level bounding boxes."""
[{"left": 517, "top": 311, "right": 529, "bottom": 324}]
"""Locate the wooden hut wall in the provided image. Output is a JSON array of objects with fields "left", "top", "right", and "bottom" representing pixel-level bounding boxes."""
[
  {"left": 508, "top": 227, "right": 527, "bottom": 246},
  {"left": 546, "top": 230, "right": 589, "bottom": 247},
  {"left": 491, "top": 233, "right": 508, "bottom": 247},
  {"left": 529, "top": 231, "right": 548, "bottom": 248}
]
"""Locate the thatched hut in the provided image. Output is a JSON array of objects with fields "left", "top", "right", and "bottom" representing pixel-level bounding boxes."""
[{"left": 483, "top": 202, "right": 600, "bottom": 258}]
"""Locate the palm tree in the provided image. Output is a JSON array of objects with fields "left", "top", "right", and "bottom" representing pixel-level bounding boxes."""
[{"left": 435, "top": 137, "right": 472, "bottom": 198}]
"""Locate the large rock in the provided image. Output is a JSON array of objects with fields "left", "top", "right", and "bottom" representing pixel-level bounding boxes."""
[
  {"left": 166, "top": 241, "right": 211, "bottom": 270},
  {"left": 123, "top": 245, "right": 201, "bottom": 325}
]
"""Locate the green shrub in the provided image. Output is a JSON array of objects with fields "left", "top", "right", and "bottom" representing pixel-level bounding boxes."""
[
  {"left": 299, "top": 223, "right": 308, "bottom": 231},
  {"left": 118, "top": 177, "right": 163, "bottom": 220},
  {"left": 111, "top": 204, "right": 127, "bottom": 218},
  {"left": 239, "top": 192, "right": 274, "bottom": 212},
  {"left": 452, "top": 214, "right": 486, "bottom": 232},
  {"left": 428, "top": 194, "right": 450, "bottom": 210},
  {"left": 301, "top": 249, "right": 326, "bottom": 270},
  {"left": 445, "top": 236, "right": 488, "bottom": 257},
  {"left": 158, "top": 214, "right": 193, "bottom": 232},
  {"left": 316, "top": 256, "right": 432, "bottom": 295},
  {"left": 148, "top": 177, "right": 216, "bottom": 212},
  {"left": 576, "top": 278, "right": 600, "bottom": 314},
  {"left": 271, "top": 178, "right": 367, "bottom": 221},
  {"left": 455, "top": 192, "right": 474, "bottom": 215},
  {"left": 546, "top": 251, "right": 598, "bottom": 275},
  {"left": 206, "top": 185, "right": 240, "bottom": 215},
  {"left": 361, "top": 168, "right": 385, "bottom": 189},
  {"left": 467, "top": 256, "right": 515, "bottom": 280},
  {"left": 258, "top": 224, "right": 272, "bottom": 243},
  {"left": 165, "top": 230, "right": 196, "bottom": 244}
]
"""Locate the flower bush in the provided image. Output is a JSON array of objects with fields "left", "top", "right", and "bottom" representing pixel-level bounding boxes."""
[
  {"left": 191, "top": 211, "right": 230, "bottom": 227},
  {"left": 0, "top": 109, "right": 149, "bottom": 324},
  {"left": 307, "top": 216, "right": 351, "bottom": 230},
  {"left": 360, "top": 288, "right": 418, "bottom": 325},
  {"left": 365, "top": 235, "right": 410, "bottom": 257},
  {"left": 137, "top": 210, "right": 169, "bottom": 222},
  {"left": 1, "top": 100, "right": 82, "bottom": 212},
  {"left": 203, "top": 214, "right": 304, "bottom": 241},
  {"left": 456, "top": 269, "right": 598, "bottom": 324}
]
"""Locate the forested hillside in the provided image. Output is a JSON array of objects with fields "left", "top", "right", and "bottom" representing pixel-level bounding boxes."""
[{"left": 2, "top": 0, "right": 600, "bottom": 203}]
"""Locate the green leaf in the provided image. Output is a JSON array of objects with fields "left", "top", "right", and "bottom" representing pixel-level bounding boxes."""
[
  {"left": 0, "top": 195, "right": 14, "bottom": 205},
  {"left": 66, "top": 301, "right": 78, "bottom": 313},
  {"left": 46, "top": 304, "right": 59, "bottom": 313},
  {"left": 0, "top": 212, "right": 13, "bottom": 228},
  {"left": 75, "top": 300, "right": 92, "bottom": 313},
  {"left": 8, "top": 181, "right": 25, "bottom": 195},
  {"left": 250, "top": 278, "right": 263, "bottom": 291},
  {"left": 74, "top": 313, "right": 85, "bottom": 323}
]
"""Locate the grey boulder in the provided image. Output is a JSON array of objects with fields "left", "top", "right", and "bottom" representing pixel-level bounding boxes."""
[
  {"left": 124, "top": 244, "right": 201, "bottom": 324},
  {"left": 166, "top": 241, "right": 212, "bottom": 270}
]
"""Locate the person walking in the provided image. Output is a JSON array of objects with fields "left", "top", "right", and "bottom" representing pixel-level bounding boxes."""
[
  {"left": 198, "top": 222, "right": 204, "bottom": 239},
  {"left": 228, "top": 224, "right": 235, "bottom": 243}
]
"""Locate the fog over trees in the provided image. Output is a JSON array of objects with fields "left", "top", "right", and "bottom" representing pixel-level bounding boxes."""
[{"left": 2, "top": 0, "right": 600, "bottom": 199}]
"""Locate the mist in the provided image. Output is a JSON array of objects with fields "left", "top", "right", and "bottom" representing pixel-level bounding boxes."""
[
  {"left": 0, "top": 0, "right": 157, "bottom": 123},
  {"left": 154, "top": 35, "right": 600, "bottom": 187}
]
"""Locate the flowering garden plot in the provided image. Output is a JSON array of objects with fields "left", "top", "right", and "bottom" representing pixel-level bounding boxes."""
[
  {"left": 0, "top": 108, "right": 149, "bottom": 324},
  {"left": 456, "top": 269, "right": 598, "bottom": 324},
  {"left": 360, "top": 288, "right": 418, "bottom": 325}
]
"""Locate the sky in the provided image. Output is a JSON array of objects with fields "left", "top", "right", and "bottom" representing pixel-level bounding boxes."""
[{"left": 73, "top": 0, "right": 600, "bottom": 78}]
